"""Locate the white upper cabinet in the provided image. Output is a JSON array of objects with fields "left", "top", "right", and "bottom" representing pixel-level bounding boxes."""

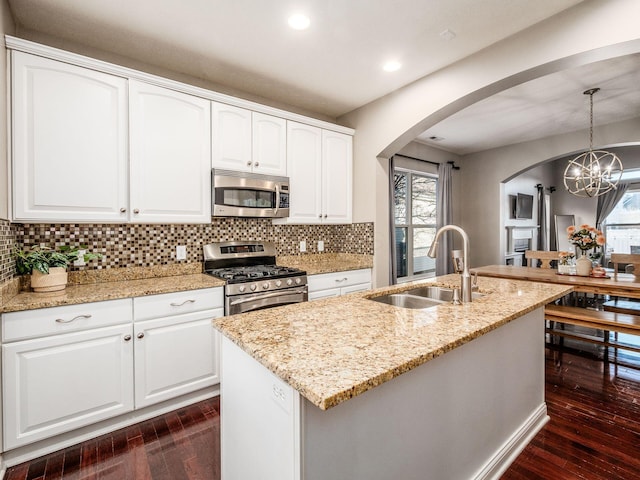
[
  {"left": 11, "top": 52, "right": 129, "bottom": 222},
  {"left": 212, "top": 103, "right": 287, "bottom": 176},
  {"left": 252, "top": 112, "right": 287, "bottom": 176},
  {"left": 322, "top": 130, "right": 353, "bottom": 224},
  {"left": 129, "top": 80, "right": 211, "bottom": 223},
  {"left": 286, "top": 122, "right": 322, "bottom": 222},
  {"left": 212, "top": 103, "right": 252, "bottom": 172},
  {"left": 282, "top": 121, "right": 352, "bottom": 224}
]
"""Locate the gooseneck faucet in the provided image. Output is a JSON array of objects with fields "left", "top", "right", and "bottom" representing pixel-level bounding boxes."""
[{"left": 427, "top": 225, "right": 472, "bottom": 303}]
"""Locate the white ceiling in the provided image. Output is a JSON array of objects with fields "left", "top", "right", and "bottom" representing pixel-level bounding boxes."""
[
  {"left": 9, "top": 0, "right": 637, "bottom": 156},
  {"left": 7, "top": 0, "right": 582, "bottom": 119},
  {"left": 416, "top": 54, "right": 640, "bottom": 155}
]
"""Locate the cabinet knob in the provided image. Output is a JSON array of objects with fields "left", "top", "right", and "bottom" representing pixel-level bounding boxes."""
[
  {"left": 254, "top": 162, "right": 259, "bottom": 167},
  {"left": 137, "top": 332, "right": 145, "bottom": 339},
  {"left": 247, "top": 161, "right": 252, "bottom": 166},
  {"left": 120, "top": 207, "right": 126, "bottom": 213},
  {"left": 133, "top": 209, "right": 140, "bottom": 214},
  {"left": 324, "top": 214, "right": 328, "bottom": 218},
  {"left": 318, "top": 214, "right": 322, "bottom": 219},
  {"left": 124, "top": 335, "right": 132, "bottom": 341}
]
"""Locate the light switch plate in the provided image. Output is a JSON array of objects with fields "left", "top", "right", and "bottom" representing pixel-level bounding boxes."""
[
  {"left": 318, "top": 240, "right": 324, "bottom": 252},
  {"left": 300, "top": 240, "right": 307, "bottom": 252},
  {"left": 176, "top": 245, "right": 187, "bottom": 260}
]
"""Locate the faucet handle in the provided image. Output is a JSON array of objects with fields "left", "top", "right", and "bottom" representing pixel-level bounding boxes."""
[
  {"left": 472, "top": 271, "right": 479, "bottom": 291},
  {"left": 452, "top": 288, "right": 462, "bottom": 305}
]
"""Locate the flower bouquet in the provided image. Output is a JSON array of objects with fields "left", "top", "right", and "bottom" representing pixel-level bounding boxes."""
[{"left": 566, "top": 225, "right": 605, "bottom": 276}]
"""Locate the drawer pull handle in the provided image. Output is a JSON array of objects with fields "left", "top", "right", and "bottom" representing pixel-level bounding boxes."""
[
  {"left": 137, "top": 332, "right": 145, "bottom": 339},
  {"left": 124, "top": 335, "right": 132, "bottom": 341},
  {"left": 335, "top": 278, "right": 348, "bottom": 283},
  {"left": 55, "top": 314, "right": 92, "bottom": 324},
  {"left": 170, "top": 299, "right": 196, "bottom": 307}
]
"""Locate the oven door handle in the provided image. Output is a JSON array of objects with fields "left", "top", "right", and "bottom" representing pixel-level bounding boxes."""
[
  {"left": 273, "top": 184, "right": 280, "bottom": 217},
  {"left": 229, "top": 287, "right": 307, "bottom": 306}
]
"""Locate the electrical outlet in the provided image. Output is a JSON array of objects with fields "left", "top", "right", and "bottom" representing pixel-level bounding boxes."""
[
  {"left": 300, "top": 240, "right": 307, "bottom": 252},
  {"left": 318, "top": 240, "right": 324, "bottom": 252},
  {"left": 176, "top": 245, "right": 187, "bottom": 260},
  {"left": 73, "top": 249, "right": 87, "bottom": 267}
]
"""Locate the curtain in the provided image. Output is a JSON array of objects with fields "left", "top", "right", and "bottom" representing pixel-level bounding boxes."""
[
  {"left": 536, "top": 184, "right": 547, "bottom": 250},
  {"left": 595, "top": 183, "right": 629, "bottom": 231},
  {"left": 436, "top": 162, "right": 453, "bottom": 275},
  {"left": 389, "top": 156, "right": 398, "bottom": 285}
]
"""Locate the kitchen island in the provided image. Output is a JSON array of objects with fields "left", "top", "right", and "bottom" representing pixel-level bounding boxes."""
[{"left": 214, "top": 274, "right": 570, "bottom": 480}]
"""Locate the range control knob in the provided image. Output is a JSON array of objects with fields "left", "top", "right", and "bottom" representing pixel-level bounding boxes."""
[
  {"left": 295, "top": 277, "right": 302, "bottom": 285},
  {"left": 275, "top": 280, "right": 282, "bottom": 287},
  {"left": 286, "top": 278, "right": 293, "bottom": 286},
  {"left": 262, "top": 282, "right": 269, "bottom": 290},
  {"left": 250, "top": 284, "right": 257, "bottom": 291},
  {"left": 238, "top": 285, "right": 246, "bottom": 293}
]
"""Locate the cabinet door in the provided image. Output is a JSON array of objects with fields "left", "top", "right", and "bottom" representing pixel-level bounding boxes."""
[
  {"left": 322, "top": 130, "right": 352, "bottom": 224},
  {"left": 308, "top": 288, "right": 341, "bottom": 301},
  {"left": 286, "top": 122, "right": 322, "bottom": 223},
  {"left": 133, "top": 309, "right": 222, "bottom": 408},
  {"left": 2, "top": 324, "right": 134, "bottom": 450},
  {"left": 212, "top": 102, "right": 252, "bottom": 172},
  {"left": 12, "top": 52, "right": 128, "bottom": 222},
  {"left": 129, "top": 80, "right": 211, "bottom": 223},
  {"left": 252, "top": 112, "right": 286, "bottom": 176}
]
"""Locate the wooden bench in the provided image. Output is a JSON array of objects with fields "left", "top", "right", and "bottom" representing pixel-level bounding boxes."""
[{"left": 544, "top": 304, "right": 640, "bottom": 355}]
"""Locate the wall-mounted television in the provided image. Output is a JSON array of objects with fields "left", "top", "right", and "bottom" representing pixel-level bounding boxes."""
[{"left": 513, "top": 193, "right": 534, "bottom": 219}]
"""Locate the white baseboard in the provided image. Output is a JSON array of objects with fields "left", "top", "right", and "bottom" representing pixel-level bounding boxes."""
[
  {"left": 2, "top": 385, "right": 219, "bottom": 468},
  {"left": 473, "top": 402, "right": 549, "bottom": 480}
]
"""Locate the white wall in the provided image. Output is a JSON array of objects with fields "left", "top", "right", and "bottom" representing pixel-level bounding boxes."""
[
  {"left": 339, "top": 0, "right": 640, "bottom": 285},
  {"left": 1, "top": 0, "right": 15, "bottom": 220}
]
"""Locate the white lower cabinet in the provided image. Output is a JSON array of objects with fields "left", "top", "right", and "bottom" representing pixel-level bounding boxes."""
[
  {"left": 308, "top": 269, "right": 372, "bottom": 301},
  {"left": 1, "top": 287, "right": 223, "bottom": 451},
  {"left": 2, "top": 301, "right": 134, "bottom": 450},
  {"left": 133, "top": 310, "right": 221, "bottom": 408}
]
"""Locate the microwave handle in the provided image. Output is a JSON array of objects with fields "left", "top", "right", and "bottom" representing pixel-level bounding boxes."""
[{"left": 274, "top": 184, "right": 280, "bottom": 216}]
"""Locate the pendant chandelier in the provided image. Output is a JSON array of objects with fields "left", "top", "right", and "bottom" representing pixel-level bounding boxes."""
[{"left": 563, "top": 88, "right": 623, "bottom": 198}]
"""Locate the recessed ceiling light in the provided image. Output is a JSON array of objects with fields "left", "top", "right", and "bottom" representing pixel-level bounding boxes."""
[
  {"left": 383, "top": 61, "right": 402, "bottom": 72},
  {"left": 429, "top": 136, "right": 445, "bottom": 141},
  {"left": 288, "top": 14, "right": 310, "bottom": 30}
]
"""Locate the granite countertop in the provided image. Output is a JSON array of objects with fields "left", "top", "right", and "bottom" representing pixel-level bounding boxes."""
[
  {"left": 0, "top": 254, "right": 372, "bottom": 314},
  {"left": 214, "top": 274, "right": 571, "bottom": 411},
  {"left": 277, "top": 253, "right": 373, "bottom": 275},
  {"left": 0, "top": 272, "right": 225, "bottom": 313}
]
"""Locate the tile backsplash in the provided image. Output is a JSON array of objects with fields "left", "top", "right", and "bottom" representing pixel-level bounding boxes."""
[{"left": 6, "top": 219, "right": 373, "bottom": 275}]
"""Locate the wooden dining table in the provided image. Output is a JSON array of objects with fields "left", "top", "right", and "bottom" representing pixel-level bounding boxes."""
[{"left": 471, "top": 265, "right": 640, "bottom": 299}]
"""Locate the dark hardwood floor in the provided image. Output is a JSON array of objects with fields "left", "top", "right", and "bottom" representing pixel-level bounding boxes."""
[{"left": 4, "top": 342, "right": 640, "bottom": 480}]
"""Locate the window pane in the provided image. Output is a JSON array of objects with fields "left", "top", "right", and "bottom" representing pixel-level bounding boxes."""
[
  {"left": 605, "top": 225, "right": 640, "bottom": 254},
  {"left": 413, "top": 227, "right": 436, "bottom": 275},
  {"left": 395, "top": 227, "right": 408, "bottom": 278},
  {"left": 394, "top": 172, "right": 407, "bottom": 224},
  {"left": 411, "top": 176, "right": 437, "bottom": 225},
  {"left": 606, "top": 191, "right": 640, "bottom": 224}
]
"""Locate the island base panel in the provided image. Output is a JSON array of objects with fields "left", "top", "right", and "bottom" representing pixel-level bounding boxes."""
[{"left": 302, "top": 308, "right": 546, "bottom": 480}]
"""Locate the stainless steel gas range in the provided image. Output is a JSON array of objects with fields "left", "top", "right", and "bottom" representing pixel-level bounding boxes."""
[{"left": 203, "top": 241, "right": 308, "bottom": 315}]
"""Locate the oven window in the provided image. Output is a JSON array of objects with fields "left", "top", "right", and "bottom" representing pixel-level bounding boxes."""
[{"left": 218, "top": 188, "right": 275, "bottom": 208}]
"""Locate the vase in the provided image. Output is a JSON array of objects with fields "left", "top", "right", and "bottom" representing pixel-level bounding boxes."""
[
  {"left": 30, "top": 267, "right": 68, "bottom": 292},
  {"left": 576, "top": 254, "right": 592, "bottom": 277}
]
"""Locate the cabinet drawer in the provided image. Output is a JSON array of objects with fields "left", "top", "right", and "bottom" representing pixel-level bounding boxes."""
[
  {"left": 2, "top": 299, "right": 132, "bottom": 342},
  {"left": 307, "top": 269, "right": 372, "bottom": 292},
  {"left": 133, "top": 288, "right": 223, "bottom": 321}
]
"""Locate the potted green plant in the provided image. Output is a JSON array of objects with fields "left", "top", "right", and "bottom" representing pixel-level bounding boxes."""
[{"left": 14, "top": 245, "right": 101, "bottom": 292}]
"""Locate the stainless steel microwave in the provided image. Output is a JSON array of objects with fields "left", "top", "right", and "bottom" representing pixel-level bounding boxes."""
[{"left": 212, "top": 169, "right": 290, "bottom": 218}]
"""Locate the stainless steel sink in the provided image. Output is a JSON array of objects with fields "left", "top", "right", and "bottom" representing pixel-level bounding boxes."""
[
  {"left": 369, "top": 293, "right": 443, "bottom": 309},
  {"left": 369, "top": 286, "right": 484, "bottom": 309},
  {"left": 404, "top": 286, "right": 484, "bottom": 302}
]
